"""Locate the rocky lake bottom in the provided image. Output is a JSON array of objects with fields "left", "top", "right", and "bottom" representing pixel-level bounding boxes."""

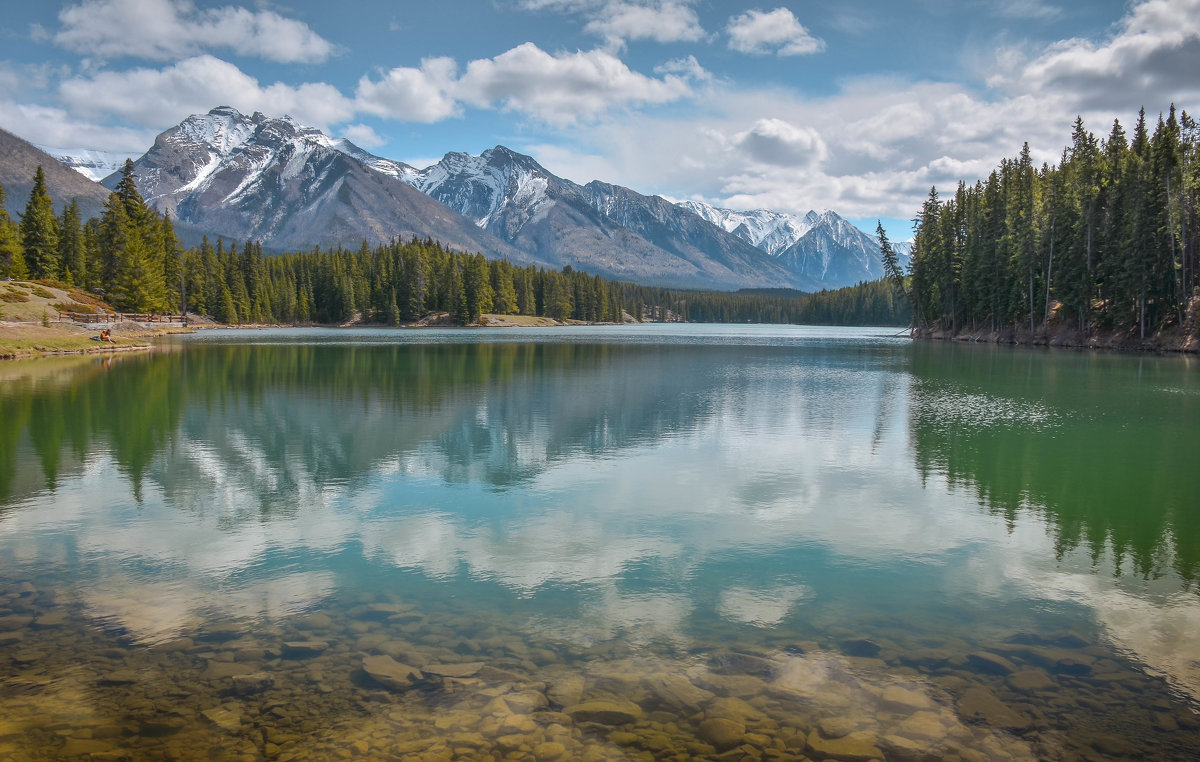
[{"left": 2, "top": 577, "right": 1197, "bottom": 762}]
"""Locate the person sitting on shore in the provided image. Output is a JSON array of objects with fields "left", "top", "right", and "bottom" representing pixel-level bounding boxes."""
[{"left": 100, "top": 329, "right": 115, "bottom": 344}]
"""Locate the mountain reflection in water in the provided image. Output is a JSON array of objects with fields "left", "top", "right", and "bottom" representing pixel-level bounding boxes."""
[{"left": 0, "top": 326, "right": 1197, "bottom": 761}]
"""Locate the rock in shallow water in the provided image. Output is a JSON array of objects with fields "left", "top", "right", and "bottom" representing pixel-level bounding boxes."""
[
  {"left": 698, "top": 717, "right": 746, "bottom": 751},
  {"left": 806, "top": 729, "right": 884, "bottom": 762},
  {"left": 565, "top": 699, "right": 644, "bottom": 725},
  {"left": 362, "top": 654, "right": 421, "bottom": 690},
  {"left": 423, "top": 662, "right": 484, "bottom": 678},
  {"left": 282, "top": 640, "right": 328, "bottom": 657},
  {"left": 956, "top": 686, "right": 1030, "bottom": 730}
]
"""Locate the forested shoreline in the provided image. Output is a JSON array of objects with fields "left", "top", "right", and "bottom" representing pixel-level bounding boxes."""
[
  {"left": 0, "top": 160, "right": 910, "bottom": 328},
  {"left": 906, "top": 105, "right": 1200, "bottom": 350}
]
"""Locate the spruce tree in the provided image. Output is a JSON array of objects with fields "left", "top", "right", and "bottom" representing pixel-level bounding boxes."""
[
  {"left": 58, "top": 200, "right": 87, "bottom": 288},
  {"left": 0, "top": 182, "right": 22, "bottom": 279},
  {"left": 19, "top": 166, "right": 60, "bottom": 279}
]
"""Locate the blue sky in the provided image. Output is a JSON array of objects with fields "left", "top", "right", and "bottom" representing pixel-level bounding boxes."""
[{"left": 1, "top": 0, "right": 1197, "bottom": 240}]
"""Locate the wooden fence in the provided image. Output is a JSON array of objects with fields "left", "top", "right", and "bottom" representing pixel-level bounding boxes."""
[{"left": 58, "top": 311, "right": 187, "bottom": 324}]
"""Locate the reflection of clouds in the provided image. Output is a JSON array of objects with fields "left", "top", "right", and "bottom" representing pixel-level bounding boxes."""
[
  {"left": 3, "top": 331, "right": 1198, "bottom": 712},
  {"left": 527, "top": 587, "right": 693, "bottom": 647},
  {"left": 360, "top": 509, "right": 681, "bottom": 592},
  {"left": 998, "top": 543, "right": 1200, "bottom": 704},
  {"left": 718, "top": 583, "right": 811, "bottom": 627},
  {"left": 79, "top": 571, "right": 335, "bottom": 643}
]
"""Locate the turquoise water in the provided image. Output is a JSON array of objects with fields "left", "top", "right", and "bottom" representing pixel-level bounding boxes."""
[{"left": 0, "top": 325, "right": 1197, "bottom": 760}]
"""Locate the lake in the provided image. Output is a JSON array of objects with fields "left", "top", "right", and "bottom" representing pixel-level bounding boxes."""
[{"left": 1, "top": 324, "right": 1197, "bottom": 761}]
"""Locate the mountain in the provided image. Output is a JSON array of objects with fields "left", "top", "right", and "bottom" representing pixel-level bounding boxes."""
[
  {"left": 102, "top": 107, "right": 533, "bottom": 260},
  {"left": 0, "top": 127, "right": 112, "bottom": 220},
  {"left": 677, "top": 200, "right": 911, "bottom": 289},
  {"left": 36, "top": 146, "right": 130, "bottom": 182},
  {"left": 675, "top": 202, "right": 813, "bottom": 257},
  {"left": 11, "top": 106, "right": 904, "bottom": 291},
  {"left": 402, "top": 146, "right": 802, "bottom": 290}
]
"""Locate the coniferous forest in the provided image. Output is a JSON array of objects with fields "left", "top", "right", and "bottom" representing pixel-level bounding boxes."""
[
  {"left": 0, "top": 160, "right": 910, "bottom": 327},
  {"left": 907, "top": 106, "right": 1200, "bottom": 340}
]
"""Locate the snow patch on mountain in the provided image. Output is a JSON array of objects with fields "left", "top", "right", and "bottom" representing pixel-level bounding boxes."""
[
  {"left": 403, "top": 147, "right": 555, "bottom": 230},
  {"left": 37, "top": 146, "right": 131, "bottom": 182},
  {"left": 677, "top": 200, "right": 814, "bottom": 256}
]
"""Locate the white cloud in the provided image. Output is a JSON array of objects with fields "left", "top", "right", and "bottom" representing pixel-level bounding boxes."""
[
  {"left": 53, "top": 0, "right": 337, "bottom": 64},
  {"left": 525, "top": 0, "right": 705, "bottom": 47},
  {"left": 355, "top": 57, "right": 461, "bottom": 123},
  {"left": 58, "top": 55, "right": 355, "bottom": 129},
  {"left": 583, "top": 1, "right": 705, "bottom": 45},
  {"left": 654, "top": 54, "right": 711, "bottom": 81},
  {"left": 990, "top": 0, "right": 1200, "bottom": 113},
  {"left": 727, "top": 8, "right": 825, "bottom": 56},
  {"left": 340, "top": 124, "right": 385, "bottom": 149},
  {"left": 733, "top": 118, "right": 827, "bottom": 167},
  {"left": 0, "top": 100, "right": 156, "bottom": 155},
  {"left": 456, "top": 42, "right": 693, "bottom": 125}
]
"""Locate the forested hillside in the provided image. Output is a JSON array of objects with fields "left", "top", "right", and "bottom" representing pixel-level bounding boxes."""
[
  {"left": 907, "top": 106, "right": 1199, "bottom": 342},
  {"left": 0, "top": 160, "right": 909, "bottom": 327}
]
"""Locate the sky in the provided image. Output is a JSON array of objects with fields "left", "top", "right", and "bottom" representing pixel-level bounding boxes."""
[{"left": 1, "top": 0, "right": 1197, "bottom": 240}]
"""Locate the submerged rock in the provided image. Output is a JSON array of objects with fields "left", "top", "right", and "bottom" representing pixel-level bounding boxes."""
[
  {"left": 956, "top": 686, "right": 1030, "bottom": 730},
  {"left": 201, "top": 705, "right": 241, "bottom": 734},
  {"left": 423, "top": 662, "right": 484, "bottom": 678},
  {"left": 1007, "top": 669, "right": 1054, "bottom": 693},
  {"left": 966, "top": 651, "right": 1017, "bottom": 675},
  {"left": 642, "top": 673, "right": 714, "bottom": 712},
  {"left": 698, "top": 717, "right": 746, "bottom": 751},
  {"left": 565, "top": 699, "right": 644, "bottom": 725},
  {"left": 806, "top": 729, "right": 884, "bottom": 762},
  {"left": 362, "top": 654, "right": 421, "bottom": 690},
  {"left": 282, "top": 640, "right": 328, "bottom": 657},
  {"left": 230, "top": 672, "right": 275, "bottom": 695}
]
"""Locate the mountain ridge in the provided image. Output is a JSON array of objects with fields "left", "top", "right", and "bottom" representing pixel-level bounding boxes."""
[{"left": 18, "top": 106, "right": 905, "bottom": 292}]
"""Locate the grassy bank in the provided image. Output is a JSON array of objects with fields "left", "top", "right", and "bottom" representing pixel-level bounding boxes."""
[{"left": 0, "top": 280, "right": 192, "bottom": 359}]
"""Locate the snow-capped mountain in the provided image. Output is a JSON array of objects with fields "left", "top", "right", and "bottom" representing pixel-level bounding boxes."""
[
  {"left": 35, "top": 146, "right": 131, "bottom": 182},
  {"left": 677, "top": 201, "right": 912, "bottom": 288},
  {"left": 676, "top": 201, "right": 814, "bottom": 257},
  {"left": 103, "top": 107, "right": 528, "bottom": 259},
  {"left": 19, "top": 105, "right": 906, "bottom": 291},
  {"left": 400, "top": 146, "right": 802, "bottom": 290},
  {"left": 0, "top": 127, "right": 112, "bottom": 219}
]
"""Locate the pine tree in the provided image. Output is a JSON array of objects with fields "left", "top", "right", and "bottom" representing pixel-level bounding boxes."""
[
  {"left": 58, "top": 200, "right": 87, "bottom": 288},
  {"left": 876, "top": 221, "right": 908, "bottom": 310},
  {"left": 19, "top": 166, "right": 60, "bottom": 279},
  {"left": 0, "top": 182, "right": 22, "bottom": 279}
]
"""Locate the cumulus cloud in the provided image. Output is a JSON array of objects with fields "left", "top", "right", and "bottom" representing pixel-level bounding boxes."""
[
  {"left": 53, "top": 0, "right": 337, "bottom": 63},
  {"left": 0, "top": 100, "right": 156, "bottom": 155},
  {"left": 733, "top": 118, "right": 827, "bottom": 167},
  {"left": 58, "top": 55, "right": 355, "bottom": 128},
  {"left": 456, "top": 42, "right": 693, "bottom": 125},
  {"left": 355, "top": 58, "right": 461, "bottom": 123},
  {"left": 990, "top": 0, "right": 1200, "bottom": 113},
  {"left": 340, "top": 124, "right": 386, "bottom": 149},
  {"left": 524, "top": 0, "right": 704, "bottom": 47},
  {"left": 584, "top": 1, "right": 705, "bottom": 45},
  {"left": 726, "top": 8, "right": 825, "bottom": 56}
]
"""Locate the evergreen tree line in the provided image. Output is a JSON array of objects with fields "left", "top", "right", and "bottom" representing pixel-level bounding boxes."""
[
  {"left": 0, "top": 161, "right": 183, "bottom": 313},
  {"left": 0, "top": 160, "right": 910, "bottom": 326},
  {"left": 907, "top": 106, "right": 1200, "bottom": 339}
]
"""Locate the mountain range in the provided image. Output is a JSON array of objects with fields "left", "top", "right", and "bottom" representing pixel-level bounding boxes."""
[{"left": 9, "top": 106, "right": 909, "bottom": 292}]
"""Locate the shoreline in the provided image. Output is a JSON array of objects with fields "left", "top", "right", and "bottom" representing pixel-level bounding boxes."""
[{"left": 914, "top": 324, "right": 1200, "bottom": 355}]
